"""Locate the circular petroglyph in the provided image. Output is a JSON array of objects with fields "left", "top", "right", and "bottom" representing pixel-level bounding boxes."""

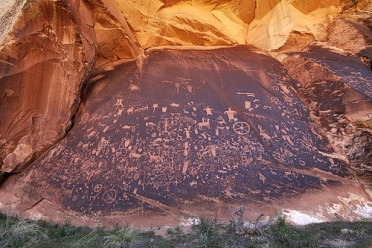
[
  {"left": 272, "top": 85, "right": 280, "bottom": 91},
  {"left": 233, "top": 122, "right": 250, "bottom": 135},
  {"left": 94, "top": 184, "right": 103, "bottom": 193},
  {"left": 270, "top": 96, "right": 279, "bottom": 103},
  {"left": 98, "top": 138, "right": 109, "bottom": 148},
  {"left": 102, "top": 189, "right": 117, "bottom": 204}
]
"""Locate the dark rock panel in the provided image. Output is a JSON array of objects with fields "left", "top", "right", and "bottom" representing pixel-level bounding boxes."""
[
  {"left": 284, "top": 45, "right": 372, "bottom": 198},
  {"left": 0, "top": 47, "right": 357, "bottom": 223}
]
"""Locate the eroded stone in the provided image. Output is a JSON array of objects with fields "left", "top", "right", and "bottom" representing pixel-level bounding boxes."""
[{"left": 1, "top": 47, "right": 370, "bottom": 226}]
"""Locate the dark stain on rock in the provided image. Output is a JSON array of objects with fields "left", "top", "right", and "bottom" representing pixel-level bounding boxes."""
[{"left": 22, "top": 47, "right": 352, "bottom": 214}]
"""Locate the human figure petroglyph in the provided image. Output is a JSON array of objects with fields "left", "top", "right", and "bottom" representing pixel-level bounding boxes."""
[
  {"left": 204, "top": 106, "right": 213, "bottom": 116},
  {"left": 184, "top": 128, "right": 191, "bottom": 139},
  {"left": 184, "top": 84, "right": 194, "bottom": 94},
  {"left": 184, "top": 142, "right": 190, "bottom": 156},
  {"left": 116, "top": 108, "right": 124, "bottom": 116},
  {"left": 209, "top": 144, "right": 217, "bottom": 157},
  {"left": 161, "top": 119, "right": 170, "bottom": 135},
  {"left": 224, "top": 108, "right": 237, "bottom": 122},
  {"left": 114, "top": 98, "right": 124, "bottom": 108},
  {"left": 152, "top": 103, "right": 159, "bottom": 113}
]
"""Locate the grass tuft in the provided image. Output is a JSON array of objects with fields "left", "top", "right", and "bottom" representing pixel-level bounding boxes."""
[
  {"left": 103, "top": 224, "right": 140, "bottom": 248},
  {"left": 0, "top": 217, "right": 48, "bottom": 247},
  {"left": 0, "top": 212, "right": 370, "bottom": 247}
]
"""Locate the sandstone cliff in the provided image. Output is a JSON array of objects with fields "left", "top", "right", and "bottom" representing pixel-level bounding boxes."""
[
  {"left": 119, "top": 0, "right": 342, "bottom": 50},
  {"left": 0, "top": 0, "right": 140, "bottom": 175},
  {"left": 0, "top": 0, "right": 371, "bottom": 226}
]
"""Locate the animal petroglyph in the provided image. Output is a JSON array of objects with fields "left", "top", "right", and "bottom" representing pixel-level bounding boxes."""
[
  {"left": 198, "top": 118, "right": 211, "bottom": 129},
  {"left": 16, "top": 48, "right": 357, "bottom": 216}
]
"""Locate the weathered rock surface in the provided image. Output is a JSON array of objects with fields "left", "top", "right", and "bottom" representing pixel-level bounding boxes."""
[
  {"left": 0, "top": 0, "right": 140, "bottom": 175},
  {"left": 0, "top": 0, "right": 97, "bottom": 174},
  {"left": 282, "top": 16, "right": 372, "bottom": 210},
  {"left": 1, "top": 45, "right": 371, "bottom": 226},
  {"left": 0, "top": 0, "right": 352, "bottom": 175},
  {"left": 0, "top": 0, "right": 371, "bottom": 227},
  {"left": 120, "top": 0, "right": 342, "bottom": 50}
]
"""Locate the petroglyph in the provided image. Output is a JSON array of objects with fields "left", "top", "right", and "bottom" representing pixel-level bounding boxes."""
[
  {"left": 79, "top": 113, "right": 90, "bottom": 125},
  {"left": 197, "top": 118, "right": 211, "bottom": 129},
  {"left": 102, "top": 189, "right": 117, "bottom": 204},
  {"left": 233, "top": 122, "right": 250, "bottom": 135},
  {"left": 224, "top": 108, "right": 238, "bottom": 122},
  {"left": 94, "top": 184, "right": 103, "bottom": 193},
  {"left": 114, "top": 98, "right": 124, "bottom": 108},
  {"left": 18, "top": 48, "right": 355, "bottom": 215}
]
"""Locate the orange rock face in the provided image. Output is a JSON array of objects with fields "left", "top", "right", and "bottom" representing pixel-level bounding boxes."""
[
  {"left": 0, "top": 0, "right": 95, "bottom": 173},
  {"left": 0, "top": 0, "right": 140, "bottom": 174},
  {"left": 119, "top": 0, "right": 341, "bottom": 50},
  {"left": 0, "top": 0, "right": 371, "bottom": 226}
]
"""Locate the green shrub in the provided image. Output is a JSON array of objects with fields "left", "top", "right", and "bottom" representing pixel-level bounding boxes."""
[
  {"left": 0, "top": 218, "right": 48, "bottom": 247},
  {"left": 103, "top": 225, "right": 139, "bottom": 248}
]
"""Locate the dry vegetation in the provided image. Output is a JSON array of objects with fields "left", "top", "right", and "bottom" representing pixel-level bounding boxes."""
[{"left": 0, "top": 212, "right": 371, "bottom": 247}]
